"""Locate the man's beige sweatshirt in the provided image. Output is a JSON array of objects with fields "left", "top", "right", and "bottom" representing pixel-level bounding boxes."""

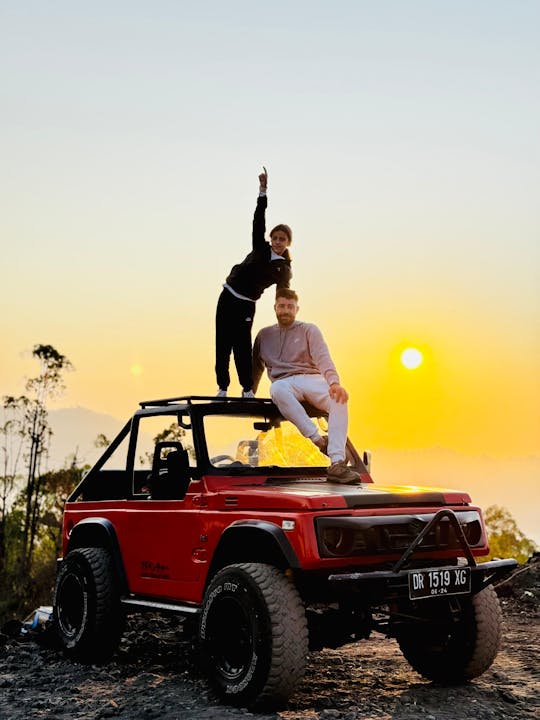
[{"left": 252, "top": 321, "right": 340, "bottom": 393}]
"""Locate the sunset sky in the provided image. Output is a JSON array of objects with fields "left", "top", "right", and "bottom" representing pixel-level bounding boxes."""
[{"left": 2, "top": 3, "right": 539, "bottom": 536}]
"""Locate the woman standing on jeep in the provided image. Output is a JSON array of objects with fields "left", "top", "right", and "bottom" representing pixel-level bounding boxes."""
[{"left": 215, "top": 168, "right": 292, "bottom": 398}]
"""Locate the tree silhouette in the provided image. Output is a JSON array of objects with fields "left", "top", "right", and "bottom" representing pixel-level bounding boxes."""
[
  {"left": 2, "top": 345, "right": 73, "bottom": 574},
  {"left": 0, "top": 399, "right": 26, "bottom": 574}
]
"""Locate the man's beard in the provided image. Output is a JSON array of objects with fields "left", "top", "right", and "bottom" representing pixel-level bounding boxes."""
[{"left": 277, "top": 313, "right": 294, "bottom": 326}]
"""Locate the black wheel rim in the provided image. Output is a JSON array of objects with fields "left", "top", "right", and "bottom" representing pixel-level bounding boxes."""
[
  {"left": 57, "top": 572, "right": 86, "bottom": 639},
  {"left": 207, "top": 595, "right": 254, "bottom": 681}
]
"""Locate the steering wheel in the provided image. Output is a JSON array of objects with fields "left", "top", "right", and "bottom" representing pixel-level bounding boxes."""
[{"left": 210, "top": 454, "right": 237, "bottom": 466}]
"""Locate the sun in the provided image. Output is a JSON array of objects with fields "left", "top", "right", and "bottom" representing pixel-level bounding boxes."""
[{"left": 400, "top": 347, "right": 423, "bottom": 370}]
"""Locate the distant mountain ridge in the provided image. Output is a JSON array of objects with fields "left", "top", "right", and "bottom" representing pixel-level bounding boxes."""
[
  {"left": 48, "top": 406, "right": 124, "bottom": 469},
  {"left": 47, "top": 406, "right": 539, "bottom": 545}
]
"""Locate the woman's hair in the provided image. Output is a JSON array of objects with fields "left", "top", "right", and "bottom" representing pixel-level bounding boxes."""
[
  {"left": 270, "top": 224, "right": 292, "bottom": 244},
  {"left": 276, "top": 288, "right": 299, "bottom": 302}
]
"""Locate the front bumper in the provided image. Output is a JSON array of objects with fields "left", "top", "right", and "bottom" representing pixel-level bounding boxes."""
[
  {"left": 328, "top": 557, "right": 517, "bottom": 600},
  {"left": 328, "top": 508, "right": 518, "bottom": 601}
]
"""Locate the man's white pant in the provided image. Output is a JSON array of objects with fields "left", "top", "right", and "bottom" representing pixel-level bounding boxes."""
[{"left": 270, "top": 374, "right": 348, "bottom": 463}]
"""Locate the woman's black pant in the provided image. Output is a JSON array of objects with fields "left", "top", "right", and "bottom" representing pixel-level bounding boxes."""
[{"left": 215, "top": 289, "right": 255, "bottom": 392}]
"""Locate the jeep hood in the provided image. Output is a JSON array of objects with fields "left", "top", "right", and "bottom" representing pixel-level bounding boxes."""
[{"left": 209, "top": 478, "right": 471, "bottom": 511}]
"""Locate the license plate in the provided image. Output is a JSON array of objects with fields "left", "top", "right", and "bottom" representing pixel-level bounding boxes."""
[{"left": 408, "top": 566, "right": 471, "bottom": 600}]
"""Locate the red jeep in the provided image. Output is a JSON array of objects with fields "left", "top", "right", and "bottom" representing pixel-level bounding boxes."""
[{"left": 54, "top": 395, "right": 516, "bottom": 709}]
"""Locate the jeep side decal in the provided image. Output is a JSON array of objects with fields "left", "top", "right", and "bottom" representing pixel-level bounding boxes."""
[{"left": 141, "top": 560, "right": 170, "bottom": 579}]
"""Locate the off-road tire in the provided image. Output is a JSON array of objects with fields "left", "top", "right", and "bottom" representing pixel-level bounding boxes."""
[
  {"left": 198, "top": 563, "right": 308, "bottom": 709},
  {"left": 396, "top": 585, "right": 502, "bottom": 682},
  {"left": 54, "top": 547, "right": 124, "bottom": 663}
]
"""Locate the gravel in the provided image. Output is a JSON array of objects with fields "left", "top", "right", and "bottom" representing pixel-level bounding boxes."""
[{"left": 1, "top": 559, "right": 538, "bottom": 720}]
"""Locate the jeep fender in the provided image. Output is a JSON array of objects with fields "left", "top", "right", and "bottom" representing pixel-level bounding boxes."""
[
  {"left": 208, "top": 520, "right": 300, "bottom": 578},
  {"left": 62, "top": 517, "right": 128, "bottom": 594},
  {"left": 208, "top": 520, "right": 300, "bottom": 581}
]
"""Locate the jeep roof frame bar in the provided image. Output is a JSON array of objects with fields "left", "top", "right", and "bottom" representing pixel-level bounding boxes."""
[{"left": 139, "top": 395, "right": 276, "bottom": 408}]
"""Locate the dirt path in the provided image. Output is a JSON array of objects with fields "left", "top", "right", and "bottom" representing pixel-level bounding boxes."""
[
  {"left": 0, "top": 596, "right": 538, "bottom": 720},
  {"left": 286, "top": 603, "right": 539, "bottom": 719}
]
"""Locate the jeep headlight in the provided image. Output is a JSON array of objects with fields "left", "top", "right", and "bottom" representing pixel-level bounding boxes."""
[{"left": 321, "top": 527, "right": 356, "bottom": 557}]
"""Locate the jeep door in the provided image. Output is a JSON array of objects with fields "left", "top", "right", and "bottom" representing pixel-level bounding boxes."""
[{"left": 121, "top": 414, "right": 205, "bottom": 604}]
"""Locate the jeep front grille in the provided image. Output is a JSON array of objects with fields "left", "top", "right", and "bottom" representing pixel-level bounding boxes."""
[{"left": 315, "top": 512, "right": 484, "bottom": 558}]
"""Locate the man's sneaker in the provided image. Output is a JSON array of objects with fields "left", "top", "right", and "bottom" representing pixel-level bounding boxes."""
[
  {"left": 326, "top": 461, "right": 361, "bottom": 485},
  {"left": 216, "top": 389, "right": 227, "bottom": 398},
  {"left": 314, "top": 435, "right": 329, "bottom": 456},
  {"left": 242, "top": 390, "right": 255, "bottom": 399}
]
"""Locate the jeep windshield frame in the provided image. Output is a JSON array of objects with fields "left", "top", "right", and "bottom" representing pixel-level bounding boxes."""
[
  {"left": 67, "top": 396, "right": 365, "bottom": 501},
  {"left": 190, "top": 399, "right": 362, "bottom": 476}
]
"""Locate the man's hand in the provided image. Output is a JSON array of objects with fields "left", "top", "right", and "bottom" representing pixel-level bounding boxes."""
[
  {"left": 329, "top": 383, "right": 348, "bottom": 403},
  {"left": 259, "top": 166, "right": 268, "bottom": 191}
]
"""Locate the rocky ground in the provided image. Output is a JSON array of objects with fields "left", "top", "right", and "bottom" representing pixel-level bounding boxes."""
[{"left": 0, "top": 559, "right": 538, "bottom": 720}]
